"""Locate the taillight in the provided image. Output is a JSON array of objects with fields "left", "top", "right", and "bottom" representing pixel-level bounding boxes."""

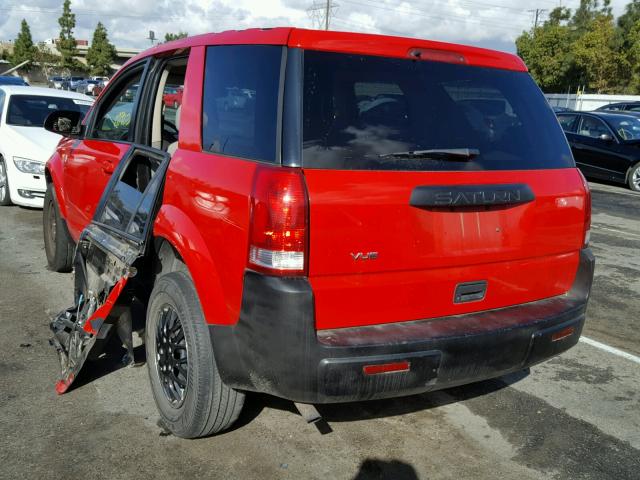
[
  {"left": 248, "top": 166, "right": 308, "bottom": 276},
  {"left": 578, "top": 170, "right": 591, "bottom": 247}
]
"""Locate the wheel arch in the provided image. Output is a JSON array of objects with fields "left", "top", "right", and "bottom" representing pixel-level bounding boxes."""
[
  {"left": 625, "top": 160, "right": 640, "bottom": 183},
  {"left": 152, "top": 204, "right": 231, "bottom": 326},
  {"left": 45, "top": 153, "right": 68, "bottom": 220}
]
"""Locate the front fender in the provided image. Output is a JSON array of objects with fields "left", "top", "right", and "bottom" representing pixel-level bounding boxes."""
[
  {"left": 45, "top": 150, "right": 68, "bottom": 220},
  {"left": 153, "top": 204, "right": 231, "bottom": 325}
]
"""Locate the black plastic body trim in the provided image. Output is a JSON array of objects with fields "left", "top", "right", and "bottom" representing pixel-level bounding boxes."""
[
  {"left": 410, "top": 184, "right": 535, "bottom": 208},
  {"left": 211, "top": 249, "right": 594, "bottom": 403},
  {"left": 282, "top": 48, "right": 303, "bottom": 167}
]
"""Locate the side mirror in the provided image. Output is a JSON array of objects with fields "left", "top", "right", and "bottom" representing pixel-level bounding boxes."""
[
  {"left": 599, "top": 133, "right": 614, "bottom": 142},
  {"left": 44, "top": 110, "right": 84, "bottom": 138}
]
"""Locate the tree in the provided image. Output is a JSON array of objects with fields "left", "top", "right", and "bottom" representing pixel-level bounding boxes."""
[
  {"left": 12, "top": 19, "right": 36, "bottom": 71},
  {"left": 624, "top": 20, "right": 640, "bottom": 92},
  {"left": 57, "top": 0, "right": 81, "bottom": 71},
  {"left": 572, "top": 14, "right": 625, "bottom": 93},
  {"left": 165, "top": 32, "right": 188, "bottom": 42},
  {"left": 618, "top": 0, "right": 640, "bottom": 39},
  {"left": 570, "top": 0, "right": 612, "bottom": 34},
  {"left": 516, "top": 8, "right": 576, "bottom": 92},
  {"left": 86, "top": 22, "right": 116, "bottom": 76}
]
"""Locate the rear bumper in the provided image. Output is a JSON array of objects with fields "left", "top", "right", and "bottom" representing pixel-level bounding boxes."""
[{"left": 211, "top": 249, "right": 595, "bottom": 403}]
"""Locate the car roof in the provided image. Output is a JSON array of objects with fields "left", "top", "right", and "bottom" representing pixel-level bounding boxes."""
[
  {"left": 598, "top": 101, "right": 640, "bottom": 108},
  {"left": 122, "top": 27, "right": 527, "bottom": 73},
  {"left": 574, "top": 110, "right": 640, "bottom": 123},
  {"left": 0, "top": 85, "right": 93, "bottom": 100},
  {"left": 0, "top": 75, "right": 28, "bottom": 83}
]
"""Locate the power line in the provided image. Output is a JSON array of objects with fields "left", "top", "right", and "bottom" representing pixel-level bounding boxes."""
[
  {"left": 344, "top": 0, "right": 532, "bottom": 16},
  {"left": 308, "top": 0, "right": 339, "bottom": 30},
  {"left": 338, "top": 0, "right": 527, "bottom": 33}
]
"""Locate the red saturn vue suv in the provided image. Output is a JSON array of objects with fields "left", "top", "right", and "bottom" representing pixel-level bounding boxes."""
[{"left": 43, "top": 28, "right": 594, "bottom": 438}]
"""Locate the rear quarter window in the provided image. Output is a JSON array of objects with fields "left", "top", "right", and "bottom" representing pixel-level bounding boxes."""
[
  {"left": 302, "top": 51, "right": 574, "bottom": 171},
  {"left": 201, "top": 45, "right": 283, "bottom": 163}
]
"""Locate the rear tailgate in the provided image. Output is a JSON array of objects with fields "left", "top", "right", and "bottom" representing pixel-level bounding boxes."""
[
  {"left": 300, "top": 49, "right": 586, "bottom": 330},
  {"left": 305, "top": 168, "right": 586, "bottom": 329}
]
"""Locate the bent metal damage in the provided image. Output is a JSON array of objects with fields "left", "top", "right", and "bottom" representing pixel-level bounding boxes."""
[{"left": 49, "top": 227, "right": 140, "bottom": 394}]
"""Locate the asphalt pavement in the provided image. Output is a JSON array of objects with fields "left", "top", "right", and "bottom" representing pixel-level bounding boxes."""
[{"left": 0, "top": 180, "right": 638, "bottom": 480}]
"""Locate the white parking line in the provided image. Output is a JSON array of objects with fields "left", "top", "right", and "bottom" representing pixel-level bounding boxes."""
[
  {"left": 580, "top": 336, "right": 640, "bottom": 365},
  {"left": 591, "top": 224, "right": 640, "bottom": 239},
  {"left": 589, "top": 185, "right": 640, "bottom": 198}
]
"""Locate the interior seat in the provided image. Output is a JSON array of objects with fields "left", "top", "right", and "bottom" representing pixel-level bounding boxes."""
[{"left": 167, "top": 105, "right": 181, "bottom": 156}]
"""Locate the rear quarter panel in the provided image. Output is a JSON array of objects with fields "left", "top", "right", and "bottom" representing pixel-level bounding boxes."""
[{"left": 153, "top": 45, "right": 256, "bottom": 326}]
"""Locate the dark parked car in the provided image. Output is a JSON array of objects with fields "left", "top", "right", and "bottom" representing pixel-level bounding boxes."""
[
  {"left": 557, "top": 111, "right": 640, "bottom": 191},
  {"left": 552, "top": 105, "right": 573, "bottom": 113},
  {"left": 0, "top": 76, "right": 29, "bottom": 86},
  {"left": 595, "top": 101, "right": 640, "bottom": 113}
]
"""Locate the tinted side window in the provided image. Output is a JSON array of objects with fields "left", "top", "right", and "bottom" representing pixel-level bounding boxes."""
[
  {"left": 91, "top": 68, "right": 144, "bottom": 141},
  {"left": 202, "top": 46, "right": 283, "bottom": 162},
  {"left": 99, "top": 153, "right": 159, "bottom": 236},
  {"left": 578, "top": 116, "right": 611, "bottom": 139},
  {"left": 558, "top": 114, "right": 579, "bottom": 133}
]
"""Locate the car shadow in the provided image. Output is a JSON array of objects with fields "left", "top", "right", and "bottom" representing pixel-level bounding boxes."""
[
  {"left": 228, "top": 369, "right": 530, "bottom": 435},
  {"left": 352, "top": 459, "right": 419, "bottom": 480}
]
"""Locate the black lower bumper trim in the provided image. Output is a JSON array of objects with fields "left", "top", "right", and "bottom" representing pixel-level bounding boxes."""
[{"left": 210, "top": 249, "right": 594, "bottom": 403}]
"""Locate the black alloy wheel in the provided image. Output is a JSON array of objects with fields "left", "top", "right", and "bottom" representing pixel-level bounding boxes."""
[{"left": 155, "top": 304, "right": 188, "bottom": 407}]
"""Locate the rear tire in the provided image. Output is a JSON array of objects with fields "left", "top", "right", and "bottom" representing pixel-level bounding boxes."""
[
  {"left": 628, "top": 163, "right": 640, "bottom": 192},
  {"left": 146, "top": 272, "right": 244, "bottom": 438},
  {"left": 0, "top": 156, "right": 12, "bottom": 206},
  {"left": 43, "top": 183, "right": 74, "bottom": 272}
]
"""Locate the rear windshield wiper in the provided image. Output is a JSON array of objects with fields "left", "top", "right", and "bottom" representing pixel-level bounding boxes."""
[{"left": 378, "top": 148, "right": 480, "bottom": 160}]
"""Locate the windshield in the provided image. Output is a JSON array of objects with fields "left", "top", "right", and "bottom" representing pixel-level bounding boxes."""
[
  {"left": 302, "top": 51, "right": 574, "bottom": 171},
  {"left": 7, "top": 95, "right": 91, "bottom": 127},
  {"left": 606, "top": 115, "right": 640, "bottom": 140}
]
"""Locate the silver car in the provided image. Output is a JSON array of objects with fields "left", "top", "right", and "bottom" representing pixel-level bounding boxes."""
[
  {"left": 75, "top": 79, "right": 101, "bottom": 96},
  {"left": 48, "top": 76, "right": 69, "bottom": 90}
]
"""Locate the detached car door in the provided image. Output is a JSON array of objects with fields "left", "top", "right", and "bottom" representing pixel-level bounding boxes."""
[
  {"left": 51, "top": 145, "right": 170, "bottom": 393},
  {"left": 61, "top": 59, "right": 151, "bottom": 239}
]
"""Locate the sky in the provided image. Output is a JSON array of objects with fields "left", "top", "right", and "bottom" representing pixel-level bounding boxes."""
[{"left": 0, "top": 0, "right": 634, "bottom": 54}]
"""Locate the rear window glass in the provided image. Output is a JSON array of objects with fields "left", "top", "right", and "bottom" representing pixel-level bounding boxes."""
[
  {"left": 7, "top": 95, "right": 91, "bottom": 127},
  {"left": 202, "top": 45, "right": 283, "bottom": 163},
  {"left": 302, "top": 51, "right": 574, "bottom": 171}
]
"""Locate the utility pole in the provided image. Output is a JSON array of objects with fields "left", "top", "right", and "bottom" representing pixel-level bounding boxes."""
[
  {"left": 325, "top": 0, "right": 331, "bottom": 30},
  {"left": 308, "top": 0, "right": 338, "bottom": 30},
  {"left": 528, "top": 8, "right": 548, "bottom": 29}
]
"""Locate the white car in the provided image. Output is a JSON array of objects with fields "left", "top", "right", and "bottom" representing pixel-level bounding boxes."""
[{"left": 0, "top": 86, "right": 93, "bottom": 208}]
